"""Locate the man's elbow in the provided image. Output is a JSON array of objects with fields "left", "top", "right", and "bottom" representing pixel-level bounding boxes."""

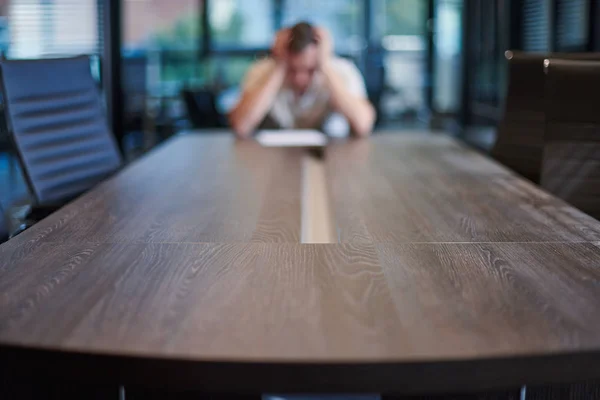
[
  {"left": 353, "top": 125, "right": 372, "bottom": 138},
  {"left": 353, "top": 104, "right": 375, "bottom": 138},
  {"left": 228, "top": 112, "right": 253, "bottom": 139},
  {"left": 232, "top": 122, "right": 253, "bottom": 139}
]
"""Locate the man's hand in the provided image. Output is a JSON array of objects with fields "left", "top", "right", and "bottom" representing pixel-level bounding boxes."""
[
  {"left": 314, "top": 27, "right": 333, "bottom": 68},
  {"left": 272, "top": 28, "right": 291, "bottom": 64}
]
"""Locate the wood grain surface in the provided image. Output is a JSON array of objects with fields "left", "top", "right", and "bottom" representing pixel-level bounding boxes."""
[
  {"left": 3, "top": 240, "right": 600, "bottom": 360},
  {"left": 2, "top": 132, "right": 600, "bottom": 395},
  {"left": 2, "top": 241, "right": 600, "bottom": 393},
  {"left": 0, "top": 135, "right": 303, "bottom": 248},
  {"left": 326, "top": 135, "right": 600, "bottom": 243}
]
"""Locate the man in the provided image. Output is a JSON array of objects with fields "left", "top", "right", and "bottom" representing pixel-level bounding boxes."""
[{"left": 229, "top": 22, "right": 375, "bottom": 138}]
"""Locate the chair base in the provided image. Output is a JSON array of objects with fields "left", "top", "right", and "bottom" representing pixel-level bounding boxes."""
[{"left": 9, "top": 204, "right": 64, "bottom": 239}]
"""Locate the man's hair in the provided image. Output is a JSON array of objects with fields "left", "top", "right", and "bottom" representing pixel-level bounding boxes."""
[{"left": 288, "top": 22, "right": 317, "bottom": 54}]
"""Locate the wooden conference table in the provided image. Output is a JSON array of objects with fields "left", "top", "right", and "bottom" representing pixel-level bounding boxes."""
[{"left": 1, "top": 132, "right": 600, "bottom": 397}]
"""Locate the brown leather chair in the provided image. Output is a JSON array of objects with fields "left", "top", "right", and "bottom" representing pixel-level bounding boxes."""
[
  {"left": 541, "top": 58, "right": 600, "bottom": 220},
  {"left": 526, "top": 381, "right": 600, "bottom": 400},
  {"left": 492, "top": 51, "right": 549, "bottom": 183},
  {"left": 493, "top": 51, "right": 600, "bottom": 183}
]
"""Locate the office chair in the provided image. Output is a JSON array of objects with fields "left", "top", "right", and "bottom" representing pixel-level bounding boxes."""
[
  {"left": 0, "top": 204, "right": 8, "bottom": 243},
  {"left": 0, "top": 56, "right": 122, "bottom": 224},
  {"left": 181, "top": 88, "right": 227, "bottom": 129},
  {"left": 122, "top": 56, "right": 148, "bottom": 135},
  {"left": 364, "top": 45, "right": 385, "bottom": 127},
  {"left": 491, "top": 51, "right": 549, "bottom": 183},
  {"left": 541, "top": 58, "right": 600, "bottom": 220},
  {"left": 493, "top": 51, "right": 600, "bottom": 183},
  {"left": 0, "top": 93, "right": 19, "bottom": 180}
]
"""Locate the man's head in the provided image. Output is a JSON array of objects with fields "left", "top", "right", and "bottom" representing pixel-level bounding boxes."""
[{"left": 286, "top": 22, "right": 319, "bottom": 94}]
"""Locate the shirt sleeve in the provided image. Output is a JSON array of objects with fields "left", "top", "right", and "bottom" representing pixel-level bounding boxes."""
[
  {"left": 339, "top": 59, "right": 368, "bottom": 98},
  {"left": 320, "top": 59, "right": 369, "bottom": 138}
]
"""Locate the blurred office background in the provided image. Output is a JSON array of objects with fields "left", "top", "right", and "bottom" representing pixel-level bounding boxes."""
[{"left": 0, "top": 0, "right": 595, "bottom": 208}]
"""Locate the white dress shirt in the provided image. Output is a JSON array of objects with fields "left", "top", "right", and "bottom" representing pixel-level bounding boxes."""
[{"left": 242, "top": 56, "right": 368, "bottom": 137}]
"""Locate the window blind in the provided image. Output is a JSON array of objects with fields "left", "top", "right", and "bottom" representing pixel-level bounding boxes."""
[
  {"left": 556, "top": 0, "right": 588, "bottom": 51},
  {"left": 7, "top": 0, "right": 101, "bottom": 59},
  {"left": 522, "top": 0, "right": 550, "bottom": 51}
]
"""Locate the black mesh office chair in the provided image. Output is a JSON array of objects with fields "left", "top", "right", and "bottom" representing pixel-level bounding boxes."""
[
  {"left": 0, "top": 204, "right": 8, "bottom": 243},
  {"left": 541, "top": 58, "right": 600, "bottom": 220},
  {"left": 0, "top": 92, "right": 19, "bottom": 180},
  {"left": 122, "top": 56, "right": 148, "bottom": 135},
  {"left": 181, "top": 88, "right": 227, "bottom": 129},
  {"left": 0, "top": 56, "right": 122, "bottom": 221},
  {"left": 364, "top": 45, "right": 385, "bottom": 127}
]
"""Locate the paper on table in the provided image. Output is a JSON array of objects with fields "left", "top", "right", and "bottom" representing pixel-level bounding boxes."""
[{"left": 255, "top": 129, "right": 327, "bottom": 147}]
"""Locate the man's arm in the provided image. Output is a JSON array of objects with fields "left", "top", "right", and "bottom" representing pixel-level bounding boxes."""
[
  {"left": 321, "top": 64, "right": 375, "bottom": 137},
  {"left": 229, "top": 29, "right": 290, "bottom": 139},
  {"left": 228, "top": 63, "right": 285, "bottom": 139},
  {"left": 315, "top": 28, "right": 375, "bottom": 137}
]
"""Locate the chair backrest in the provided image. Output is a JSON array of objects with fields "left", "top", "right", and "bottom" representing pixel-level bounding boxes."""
[
  {"left": 122, "top": 56, "right": 147, "bottom": 117},
  {"left": 0, "top": 56, "right": 122, "bottom": 205},
  {"left": 492, "top": 51, "right": 600, "bottom": 183},
  {"left": 492, "top": 51, "right": 549, "bottom": 183},
  {"left": 181, "top": 89, "right": 224, "bottom": 129},
  {"left": 541, "top": 58, "right": 600, "bottom": 220},
  {"left": 0, "top": 203, "right": 8, "bottom": 243}
]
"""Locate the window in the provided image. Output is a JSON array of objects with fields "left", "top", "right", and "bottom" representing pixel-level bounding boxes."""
[
  {"left": 433, "top": 0, "right": 463, "bottom": 113},
  {"left": 372, "top": 0, "right": 428, "bottom": 38},
  {"left": 121, "top": 0, "right": 203, "bottom": 144},
  {"left": 283, "top": 0, "right": 364, "bottom": 55},
  {"left": 123, "top": 0, "right": 201, "bottom": 54},
  {"left": 371, "top": 0, "right": 428, "bottom": 120},
  {"left": 556, "top": 0, "right": 588, "bottom": 51},
  {"left": 200, "top": 56, "right": 259, "bottom": 113},
  {"left": 6, "top": 0, "right": 100, "bottom": 59},
  {"left": 522, "top": 0, "right": 550, "bottom": 52},
  {"left": 209, "top": 0, "right": 274, "bottom": 49},
  {"left": 122, "top": 0, "right": 203, "bottom": 86},
  {"left": 203, "top": 56, "right": 257, "bottom": 86}
]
